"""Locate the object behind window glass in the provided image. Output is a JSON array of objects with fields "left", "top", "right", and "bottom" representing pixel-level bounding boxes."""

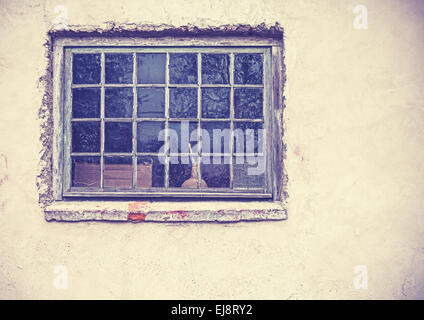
[
  {"left": 71, "top": 156, "right": 100, "bottom": 188},
  {"left": 104, "top": 156, "right": 133, "bottom": 188}
]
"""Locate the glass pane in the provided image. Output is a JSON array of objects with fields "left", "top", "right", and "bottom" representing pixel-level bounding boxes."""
[
  {"left": 234, "top": 53, "right": 263, "bottom": 85},
  {"left": 72, "top": 122, "right": 100, "bottom": 153},
  {"left": 169, "top": 53, "right": 197, "bottom": 84},
  {"left": 137, "top": 156, "right": 165, "bottom": 188},
  {"left": 234, "top": 88, "right": 263, "bottom": 119},
  {"left": 200, "top": 156, "right": 230, "bottom": 188},
  {"left": 137, "top": 53, "right": 166, "bottom": 84},
  {"left": 169, "top": 155, "right": 199, "bottom": 188},
  {"left": 105, "top": 53, "right": 133, "bottom": 84},
  {"left": 200, "top": 122, "right": 231, "bottom": 154},
  {"left": 169, "top": 87, "right": 198, "bottom": 118},
  {"left": 201, "top": 87, "right": 230, "bottom": 119},
  {"left": 169, "top": 121, "right": 198, "bottom": 153},
  {"left": 104, "top": 157, "right": 132, "bottom": 188},
  {"left": 71, "top": 156, "right": 100, "bottom": 188},
  {"left": 137, "top": 121, "right": 165, "bottom": 153},
  {"left": 137, "top": 88, "right": 165, "bottom": 118},
  {"left": 104, "top": 122, "right": 133, "bottom": 153},
  {"left": 105, "top": 87, "right": 133, "bottom": 118},
  {"left": 234, "top": 122, "right": 264, "bottom": 154},
  {"left": 72, "top": 88, "right": 100, "bottom": 118},
  {"left": 201, "top": 53, "right": 229, "bottom": 84},
  {"left": 233, "top": 155, "right": 265, "bottom": 188},
  {"left": 72, "top": 53, "right": 101, "bottom": 84}
]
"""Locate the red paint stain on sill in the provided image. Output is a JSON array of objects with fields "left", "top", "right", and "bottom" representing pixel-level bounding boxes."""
[
  {"left": 170, "top": 210, "right": 189, "bottom": 219},
  {"left": 128, "top": 213, "right": 146, "bottom": 221},
  {"left": 127, "top": 202, "right": 150, "bottom": 221}
]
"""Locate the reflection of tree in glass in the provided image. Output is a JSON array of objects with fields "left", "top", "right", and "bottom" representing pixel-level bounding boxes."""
[
  {"left": 234, "top": 88, "right": 263, "bottom": 119},
  {"left": 202, "top": 88, "right": 230, "bottom": 118},
  {"left": 202, "top": 54, "right": 229, "bottom": 84},
  {"left": 105, "top": 88, "right": 133, "bottom": 118},
  {"left": 72, "top": 122, "right": 100, "bottom": 152},
  {"left": 72, "top": 88, "right": 100, "bottom": 118},
  {"left": 169, "top": 88, "right": 197, "bottom": 118},
  {"left": 105, "top": 53, "right": 133, "bottom": 84},
  {"left": 169, "top": 54, "right": 197, "bottom": 84},
  {"left": 234, "top": 54, "right": 263, "bottom": 85},
  {"left": 72, "top": 53, "right": 101, "bottom": 84}
]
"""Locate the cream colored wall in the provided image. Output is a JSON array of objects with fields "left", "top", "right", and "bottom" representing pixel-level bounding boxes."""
[{"left": 0, "top": 0, "right": 423, "bottom": 299}]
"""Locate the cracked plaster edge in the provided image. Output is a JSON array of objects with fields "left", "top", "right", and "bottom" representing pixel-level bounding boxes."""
[
  {"left": 47, "top": 22, "right": 284, "bottom": 39},
  {"left": 37, "top": 37, "right": 54, "bottom": 209},
  {"left": 44, "top": 207, "right": 287, "bottom": 223}
]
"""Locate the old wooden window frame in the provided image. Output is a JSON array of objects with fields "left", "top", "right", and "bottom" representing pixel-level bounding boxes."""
[{"left": 52, "top": 36, "right": 284, "bottom": 201}]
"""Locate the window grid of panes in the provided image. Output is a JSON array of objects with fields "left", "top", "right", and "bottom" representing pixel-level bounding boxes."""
[{"left": 64, "top": 47, "right": 271, "bottom": 197}]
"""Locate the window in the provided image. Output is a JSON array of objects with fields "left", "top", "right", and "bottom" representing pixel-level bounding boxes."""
[{"left": 52, "top": 36, "right": 284, "bottom": 201}]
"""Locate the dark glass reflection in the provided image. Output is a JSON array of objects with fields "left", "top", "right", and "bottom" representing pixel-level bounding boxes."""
[
  {"left": 137, "top": 121, "right": 165, "bottom": 153},
  {"left": 201, "top": 122, "right": 231, "bottom": 154},
  {"left": 72, "top": 88, "right": 101, "bottom": 118},
  {"left": 201, "top": 54, "right": 229, "bottom": 84},
  {"left": 137, "top": 88, "right": 165, "bottom": 118},
  {"left": 105, "top": 53, "right": 133, "bottom": 84},
  {"left": 200, "top": 156, "right": 230, "bottom": 188},
  {"left": 169, "top": 53, "right": 197, "bottom": 84},
  {"left": 105, "top": 87, "right": 133, "bottom": 118},
  {"left": 72, "top": 53, "right": 101, "bottom": 84},
  {"left": 137, "top": 156, "right": 165, "bottom": 188},
  {"left": 234, "top": 53, "right": 263, "bottom": 85},
  {"left": 234, "top": 88, "right": 263, "bottom": 119},
  {"left": 233, "top": 155, "right": 265, "bottom": 188},
  {"left": 201, "top": 87, "right": 230, "bottom": 118},
  {"left": 104, "top": 122, "right": 133, "bottom": 153},
  {"left": 234, "top": 122, "right": 264, "bottom": 154},
  {"left": 71, "top": 156, "right": 100, "bottom": 188},
  {"left": 169, "top": 155, "right": 194, "bottom": 188},
  {"left": 137, "top": 53, "right": 166, "bottom": 84},
  {"left": 72, "top": 122, "right": 100, "bottom": 153},
  {"left": 168, "top": 121, "right": 198, "bottom": 153},
  {"left": 169, "top": 87, "right": 197, "bottom": 118},
  {"left": 104, "top": 156, "right": 133, "bottom": 188}
]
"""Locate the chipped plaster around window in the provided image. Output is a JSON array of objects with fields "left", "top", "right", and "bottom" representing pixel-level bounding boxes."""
[{"left": 37, "top": 23, "right": 288, "bottom": 222}]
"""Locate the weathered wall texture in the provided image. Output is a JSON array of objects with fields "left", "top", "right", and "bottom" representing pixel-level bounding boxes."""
[{"left": 0, "top": 0, "right": 423, "bottom": 299}]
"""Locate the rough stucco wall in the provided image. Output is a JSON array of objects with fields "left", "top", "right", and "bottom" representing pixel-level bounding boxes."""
[{"left": 0, "top": 0, "right": 423, "bottom": 299}]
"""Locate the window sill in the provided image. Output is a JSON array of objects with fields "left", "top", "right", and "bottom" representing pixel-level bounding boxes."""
[{"left": 44, "top": 200, "right": 287, "bottom": 223}]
